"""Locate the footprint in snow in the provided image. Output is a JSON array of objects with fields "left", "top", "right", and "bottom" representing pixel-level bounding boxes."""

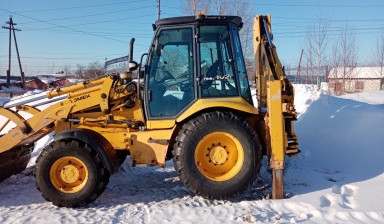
[
  {"left": 116, "top": 204, "right": 150, "bottom": 224},
  {"left": 331, "top": 184, "right": 357, "bottom": 209},
  {"left": 320, "top": 195, "right": 332, "bottom": 207}
]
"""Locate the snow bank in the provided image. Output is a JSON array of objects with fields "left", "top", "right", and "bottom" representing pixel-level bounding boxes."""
[
  {"left": 291, "top": 94, "right": 384, "bottom": 214},
  {"left": 0, "top": 84, "right": 384, "bottom": 223},
  {"left": 293, "top": 83, "right": 328, "bottom": 117},
  {"left": 339, "top": 90, "right": 384, "bottom": 105}
]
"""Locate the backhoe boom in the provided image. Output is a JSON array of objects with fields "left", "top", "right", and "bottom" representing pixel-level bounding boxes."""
[{"left": 253, "top": 15, "right": 300, "bottom": 198}]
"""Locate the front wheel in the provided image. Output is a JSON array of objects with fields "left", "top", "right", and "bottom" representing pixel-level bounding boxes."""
[
  {"left": 34, "top": 139, "right": 110, "bottom": 208},
  {"left": 173, "top": 111, "right": 262, "bottom": 199}
]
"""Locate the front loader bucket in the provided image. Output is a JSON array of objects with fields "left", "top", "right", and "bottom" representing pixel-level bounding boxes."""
[
  {"left": 0, "top": 94, "right": 60, "bottom": 183},
  {"left": 0, "top": 145, "right": 33, "bottom": 182}
]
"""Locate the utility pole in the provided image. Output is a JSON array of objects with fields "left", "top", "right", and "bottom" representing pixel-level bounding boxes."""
[
  {"left": 295, "top": 49, "right": 304, "bottom": 83},
  {"left": 157, "top": 0, "right": 161, "bottom": 21},
  {"left": 2, "top": 16, "right": 25, "bottom": 93}
]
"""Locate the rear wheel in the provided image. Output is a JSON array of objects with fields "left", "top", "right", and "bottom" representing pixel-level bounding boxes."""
[
  {"left": 173, "top": 111, "right": 262, "bottom": 199},
  {"left": 34, "top": 139, "right": 110, "bottom": 208}
]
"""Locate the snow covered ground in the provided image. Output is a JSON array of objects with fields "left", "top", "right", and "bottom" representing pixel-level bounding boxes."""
[{"left": 0, "top": 84, "right": 384, "bottom": 223}]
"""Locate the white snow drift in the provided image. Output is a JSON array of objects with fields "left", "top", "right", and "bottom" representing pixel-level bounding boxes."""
[{"left": 0, "top": 84, "right": 383, "bottom": 224}]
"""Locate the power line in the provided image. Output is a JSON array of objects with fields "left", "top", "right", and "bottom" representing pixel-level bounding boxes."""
[
  {"left": 272, "top": 24, "right": 384, "bottom": 33},
  {"left": 275, "top": 30, "right": 384, "bottom": 39},
  {"left": 70, "top": 14, "right": 156, "bottom": 27},
  {"left": 16, "top": 0, "right": 153, "bottom": 13},
  {"left": 14, "top": 28, "right": 154, "bottom": 38},
  {"left": 0, "top": 50, "right": 130, "bottom": 56},
  {"left": 0, "top": 7, "right": 147, "bottom": 45},
  {"left": 19, "top": 5, "right": 155, "bottom": 25},
  {"left": 0, "top": 56, "right": 106, "bottom": 60},
  {"left": 273, "top": 16, "right": 384, "bottom": 23},
  {"left": 274, "top": 26, "right": 384, "bottom": 36},
  {"left": 253, "top": 3, "right": 384, "bottom": 8}
]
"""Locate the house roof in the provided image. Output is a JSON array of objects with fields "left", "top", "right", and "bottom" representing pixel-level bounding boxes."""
[{"left": 328, "top": 67, "right": 384, "bottom": 79}]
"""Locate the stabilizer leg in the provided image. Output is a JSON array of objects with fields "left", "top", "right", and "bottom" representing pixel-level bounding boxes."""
[{"left": 272, "top": 168, "right": 284, "bottom": 199}]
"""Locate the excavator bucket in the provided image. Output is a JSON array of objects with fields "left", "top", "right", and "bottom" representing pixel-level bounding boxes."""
[
  {"left": 0, "top": 94, "right": 58, "bottom": 182},
  {"left": 0, "top": 145, "right": 33, "bottom": 182},
  {"left": 0, "top": 77, "right": 110, "bottom": 183}
]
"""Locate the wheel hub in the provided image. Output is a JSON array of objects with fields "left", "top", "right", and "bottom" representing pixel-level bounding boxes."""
[
  {"left": 49, "top": 156, "right": 88, "bottom": 193},
  {"left": 194, "top": 132, "right": 244, "bottom": 181},
  {"left": 60, "top": 165, "right": 80, "bottom": 184},
  {"left": 209, "top": 146, "right": 228, "bottom": 165}
]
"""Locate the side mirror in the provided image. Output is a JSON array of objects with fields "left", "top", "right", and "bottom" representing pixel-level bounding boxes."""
[{"left": 138, "top": 53, "right": 148, "bottom": 79}]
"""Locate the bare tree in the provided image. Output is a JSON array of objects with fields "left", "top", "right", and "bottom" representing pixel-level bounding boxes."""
[
  {"left": 304, "top": 30, "right": 315, "bottom": 85},
  {"left": 212, "top": 0, "right": 231, "bottom": 15},
  {"left": 62, "top": 65, "right": 72, "bottom": 77},
  {"left": 374, "top": 35, "right": 384, "bottom": 90},
  {"left": 231, "top": 0, "right": 255, "bottom": 84},
  {"left": 107, "top": 62, "right": 128, "bottom": 74},
  {"left": 74, "top": 64, "right": 86, "bottom": 79},
  {"left": 85, "top": 61, "right": 105, "bottom": 80},
  {"left": 304, "top": 18, "right": 329, "bottom": 87},
  {"left": 330, "top": 23, "right": 358, "bottom": 94},
  {"left": 182, "top": 0, "right": 210, "bottom": 16}
]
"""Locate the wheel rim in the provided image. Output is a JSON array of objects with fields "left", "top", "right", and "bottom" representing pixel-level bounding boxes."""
[
  {"left": 194, "top": 132, "right": 244, "bottom": 181},
  {"left": 49, "top": 156, "right": 88, "bottom": 193}
]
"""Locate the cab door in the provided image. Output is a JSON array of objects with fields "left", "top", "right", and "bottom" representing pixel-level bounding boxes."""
[{"left": 145, "top": 27, "right": 196, "bottom": 119}]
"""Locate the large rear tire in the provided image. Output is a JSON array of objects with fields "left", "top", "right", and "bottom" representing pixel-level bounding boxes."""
[
  {"left": 0, "top": 145, "right": 33, "bottom": 182},
  {"left": 34, "top": 139, "right": 110, "bottom": 208},
  {"left": 173, "top": 111, "right": 262, "bottom": 199}
]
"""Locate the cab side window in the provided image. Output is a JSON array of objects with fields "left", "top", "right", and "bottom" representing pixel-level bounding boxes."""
[
  {"left": 199, "top": 25, "right": 238, "bottom": 98},
  {"left": 231, "top": 25, "right": 253, "bottom": 104}
]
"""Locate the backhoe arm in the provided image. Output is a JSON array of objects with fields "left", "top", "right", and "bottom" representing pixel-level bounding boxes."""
[{"left": 253, "top": 15, "right": 299, "bottom": 199}]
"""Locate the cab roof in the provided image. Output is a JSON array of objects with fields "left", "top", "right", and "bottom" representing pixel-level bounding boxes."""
[{"left": 154, "top": 15, "right": 243, "bottom": 29}]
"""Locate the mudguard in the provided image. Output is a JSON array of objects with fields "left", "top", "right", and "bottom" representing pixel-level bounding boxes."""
[{"left": 54, "top": 128, "right": 119, "bottom": 174}]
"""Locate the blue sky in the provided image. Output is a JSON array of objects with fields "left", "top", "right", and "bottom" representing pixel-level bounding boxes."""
[{"left": 0, "top": 0, "right": 383, "bottom": 76}]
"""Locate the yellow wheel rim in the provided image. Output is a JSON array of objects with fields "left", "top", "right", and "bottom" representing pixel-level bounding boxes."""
[
  {"left": 194, "top": 132, "right": 244, "bottom": 181},
  {"left": 49, "top": 156, "right": 88, "bottom": 193}
]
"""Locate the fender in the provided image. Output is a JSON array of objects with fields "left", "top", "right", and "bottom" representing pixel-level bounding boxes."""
[{"left": 54, "top": 128, "right": 119, "bottom": 174}]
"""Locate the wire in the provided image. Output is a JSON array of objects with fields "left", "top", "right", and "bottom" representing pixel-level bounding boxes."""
[
  {"left": 273, "top": 16, "right": 384, "bottom": 23},
  {"left": 0, "top": 6, "right": 150, "bottom": 45},
  {"left": 70, "top": 14, "right": 156, "bottom": 27},
  {"left": 17, "top": 0, "right": 153, "bottom": 13},
  {"left": 19, "top": 5, "right": 155, "bottom": 25},
  {"left": 252, "top": 3, "right": 384, "bottom": 8}
]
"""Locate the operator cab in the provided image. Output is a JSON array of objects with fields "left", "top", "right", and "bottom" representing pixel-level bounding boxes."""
[{"left": 144, "top": 15, "right": 252, "bottom": 119}]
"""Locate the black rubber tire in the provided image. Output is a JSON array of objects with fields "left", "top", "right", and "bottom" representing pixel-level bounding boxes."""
[
  {"left": 0, "top": 145, "right": 33, "bottom": 183},
  {"left": 173, "top": 111, "right": 262, "bottom": 199},
  {"left": 34, "top": 139, "right": 110, "bottom": 208}
]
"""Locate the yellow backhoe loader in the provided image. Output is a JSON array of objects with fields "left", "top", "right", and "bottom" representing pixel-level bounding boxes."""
[{"left": 0, "top": 14, "right": 299, "bottom": 207}]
